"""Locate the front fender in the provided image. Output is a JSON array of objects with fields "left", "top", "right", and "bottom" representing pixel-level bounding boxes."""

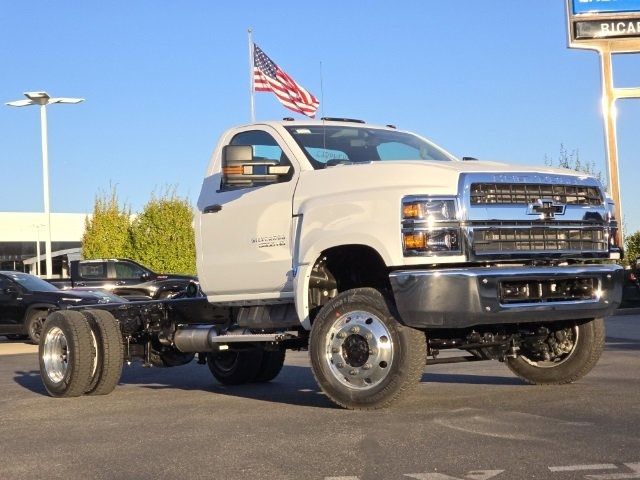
[{"left": 294, "top": 234, "right": 391, "bottom": 331}]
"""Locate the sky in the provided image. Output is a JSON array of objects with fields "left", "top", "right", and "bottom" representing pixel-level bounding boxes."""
[{"left": 1, "top": 1, "right": 639, "bottom": 233}]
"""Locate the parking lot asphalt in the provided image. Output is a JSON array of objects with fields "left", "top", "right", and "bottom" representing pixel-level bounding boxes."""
[{"left": 1, "top": 314, "right": 639, "bottom": 480}]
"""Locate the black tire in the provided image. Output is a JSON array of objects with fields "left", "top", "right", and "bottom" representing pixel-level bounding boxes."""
[
  {"left": 252, "top": 348, "right": 286, "bottom": 383},
  {"left": 309, "top": 287, "right": 426, "bottom": 410},
  {"left": 82, "top": 309, "right": 124, "bottom": 396},
  {"left": 506, "top": 318, "right": 605, "bottom": 385},
  {"left": 39, "top": 310, "right": 96, "bottom": 398},
  {"left": 207, "top": 348, "right": 263, "bottom": 385},
  {"left": 26, "top": 309, "right": 49, "bottom": 344}
]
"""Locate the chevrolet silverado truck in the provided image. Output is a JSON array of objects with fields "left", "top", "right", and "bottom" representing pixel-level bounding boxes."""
[{"left": 36, "top": 118, "right": 623, "bottom": 409}]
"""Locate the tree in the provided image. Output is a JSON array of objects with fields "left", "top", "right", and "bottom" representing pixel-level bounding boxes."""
[
  {"left": 544, "top": 144, "right": 604, "bottom": 186},
  {"left": 128, "top": 188, "right": 196, "bottom": 275},
  {"left": 625, "top": 231, "right": 640, "bottom": 266},
  {"left": 82, "top": 187, "right": 132, "bottom": 259}
]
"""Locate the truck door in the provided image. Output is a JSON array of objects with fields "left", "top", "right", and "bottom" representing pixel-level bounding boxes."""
[
  {"left": 0, "top": 276, "right": 21, "bottom": 325},
  {"left": 197, "top": 127, "right": 299, "bottom": 300}
]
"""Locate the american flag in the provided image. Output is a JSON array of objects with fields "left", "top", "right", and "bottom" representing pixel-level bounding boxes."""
[{"left": 253, "top": 44, "right": 319, "bottom": 118}]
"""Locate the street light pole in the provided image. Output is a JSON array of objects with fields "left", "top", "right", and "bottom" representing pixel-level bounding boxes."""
[
  {"left": 6, "top": 91, "right": 84, "bottom": 278},
  {"left": 39, "top": 103, "right": 53, "bottom": 278}
]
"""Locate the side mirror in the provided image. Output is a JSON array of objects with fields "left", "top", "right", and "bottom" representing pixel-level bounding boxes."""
[
  {"left": 222, "top": 145, "right": 253, "bottom": 163},
  {"left": 3, "top": 286, "right": 18, "bottom": 295},
  {"left": 222, "top": 145, "right": 291, "bottom": 187}
]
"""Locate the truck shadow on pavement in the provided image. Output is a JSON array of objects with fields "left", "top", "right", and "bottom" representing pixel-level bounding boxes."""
[
  {"left": 605, "top": 337, "right": 640, "bottom": 351},
  {"left": 120, "top": 364, "right": 337, "bottom": 408},
  {"left": 14, "top": 364, "right": 529, "bottom": 405},
  {"left": 13, "top": 370, "right": 48, "bottom": 395},
  {"left": 421, "top": 372, "right": 524, "bottom": 385}
]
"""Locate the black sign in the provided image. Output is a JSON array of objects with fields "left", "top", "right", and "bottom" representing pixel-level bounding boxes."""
[{"left": 574, "top": 19, "right": 640, "bottom": 39}]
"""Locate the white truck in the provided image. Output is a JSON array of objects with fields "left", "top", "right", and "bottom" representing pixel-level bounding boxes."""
[{"left": 37, "top": 118, "right": 623, "bottom": 409}]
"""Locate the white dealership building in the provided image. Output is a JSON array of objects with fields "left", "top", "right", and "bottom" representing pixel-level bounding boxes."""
[{"left": 0, "top": 212, "right": 88, "bottom": 276}]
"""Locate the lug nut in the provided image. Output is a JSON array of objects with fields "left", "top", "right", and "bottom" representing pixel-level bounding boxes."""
[
  {"left": 365, "top": 333, "right": 373, "bottom": 340},
  {"left": 337, "top": 332, "right": 347, "bottom": 339},
  {"left": 349, "top": 369, "right": 358, "bottom": 376},
  {"left": 369, "top": 348, "right": 377, "bottom": 355},
  {"left": 350, "top": 326, "right": 360, "bottom": 334},
  {"left": 362, "top": 363, "right": 372, "bottom": 370},
  {"left": 336, "top": 362, "right": 345, "bottom": 368}
]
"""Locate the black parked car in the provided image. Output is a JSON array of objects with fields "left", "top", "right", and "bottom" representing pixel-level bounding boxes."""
[
  {"left": 621, "top": 259, "right": 640, "bottom": 308},
  {"left": 0, "top": 271, "right": 126, "bottom": 344}
]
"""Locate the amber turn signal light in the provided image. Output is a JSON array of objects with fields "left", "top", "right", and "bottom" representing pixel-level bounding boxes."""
[
  {"left": 403, "top": 203, "right": 423, "bottom": 219},
  {"left": 403, "top": 232, "right": 426, "bottom": 250}
]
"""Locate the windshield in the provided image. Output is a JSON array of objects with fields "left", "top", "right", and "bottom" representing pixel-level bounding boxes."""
[
  {"left": 4, "top": 272, "right": 60, "bottom": 292},
  {"left": 284, "top": 125, "right": 456, "bottom": 169}
]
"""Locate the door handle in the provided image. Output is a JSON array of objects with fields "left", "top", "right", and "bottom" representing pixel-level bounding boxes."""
[{"left": 204, "top": 204, "right": 223, "bottom": 214}]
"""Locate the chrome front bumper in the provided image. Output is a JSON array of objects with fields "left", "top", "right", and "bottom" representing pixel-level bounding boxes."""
[{"left": 389, "top": 264, "right": 623, "bottom": 329}]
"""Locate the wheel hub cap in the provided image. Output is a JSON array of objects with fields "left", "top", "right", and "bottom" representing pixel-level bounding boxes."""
[
  {"left": 42, "top": 327, "right": 69, "bottom": 384},
  {"left": 325, "top": 311, "right": 394, "bottom": 390}
]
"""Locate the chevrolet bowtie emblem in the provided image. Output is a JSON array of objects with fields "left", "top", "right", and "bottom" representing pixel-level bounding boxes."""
[{"left": 527, "top": 198, "right": 566, "bottom": 220}]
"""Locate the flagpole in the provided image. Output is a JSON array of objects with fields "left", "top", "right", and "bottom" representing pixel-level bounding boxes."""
[
  {"left": 319, "top": 60, "right": 324, "bottom": 120},
  {"left": 248, "top": 28, "right": 256, "bottom": 122}
]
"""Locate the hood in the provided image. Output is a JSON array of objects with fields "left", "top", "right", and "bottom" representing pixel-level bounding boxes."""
[
  {"left": 35, "top": 289, "right": 121, "bottom": 305},
  {"left": 295, "top": 160, "right": 598, "bottom": 199}
]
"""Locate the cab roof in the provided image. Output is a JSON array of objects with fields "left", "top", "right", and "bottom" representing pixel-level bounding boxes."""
[{"left": 234, "top": 118, "right": 400, "bottom": 132}]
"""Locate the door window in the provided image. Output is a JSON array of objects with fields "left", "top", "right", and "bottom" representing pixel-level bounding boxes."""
[
  {"left": 113, "top": 261, "right": 147, "bottom": 280},
  {"left": 78, "top": 262, "right": 107, "bottom": 279}
]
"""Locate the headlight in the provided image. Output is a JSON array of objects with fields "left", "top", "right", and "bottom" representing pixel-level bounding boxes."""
[
  {"left": 402, "top": 196, "right": 461, "bottom": 255},
  {"left": 402, "top": 199, "right": 457, "bottom": 223}
]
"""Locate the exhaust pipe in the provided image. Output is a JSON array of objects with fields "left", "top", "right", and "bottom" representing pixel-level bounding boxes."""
[{"left": 173, "top": 326, "right": 286, "bottom": 352}]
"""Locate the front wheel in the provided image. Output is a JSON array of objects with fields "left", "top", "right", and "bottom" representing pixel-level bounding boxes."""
[
  {"left": 309, "top": 288, "right": 426, "bottom": 410},
  {"left": 506, "top": 318, "right": 605, "bottom": 385}
]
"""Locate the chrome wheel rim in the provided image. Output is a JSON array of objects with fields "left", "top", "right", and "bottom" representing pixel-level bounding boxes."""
[
  {"left": 521, "top": 326, "right": 579, "bottom": 368},
  {"left": 324, "top": 310, "right": 394, "bottom": 390},
  {"left": 90, "top": 329, "right": 99, "bottom": 378},
  {"left": 42, "top": 327, "right": 69, "bottom": 384}
]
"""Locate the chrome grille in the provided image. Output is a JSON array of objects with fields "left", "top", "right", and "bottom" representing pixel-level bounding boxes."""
[
  {"left": 472, "top": 223, "right": 607, "bottom": 254},
  {"left": 470, "top": 183, "right": 602, "bottom": 205}
]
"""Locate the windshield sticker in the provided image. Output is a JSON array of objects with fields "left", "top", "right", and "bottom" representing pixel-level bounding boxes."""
[{"left": 294, "top": 128, "right": 312, "bottom": 134}]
